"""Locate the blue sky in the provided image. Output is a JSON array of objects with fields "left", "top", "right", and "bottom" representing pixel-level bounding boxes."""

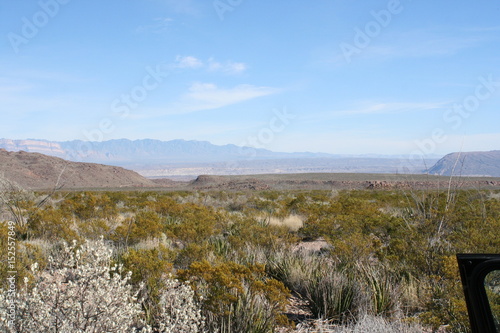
[{"left": 1, "top": 0, "right": 499, "bottom": 156}]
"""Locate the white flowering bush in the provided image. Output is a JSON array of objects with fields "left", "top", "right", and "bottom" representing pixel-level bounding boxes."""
[
  {"left": 156, "top": 277, "right": 205, "bottom": 333},
  {"left": 0, "top": 238, "right": 151, "bottom": 333}
]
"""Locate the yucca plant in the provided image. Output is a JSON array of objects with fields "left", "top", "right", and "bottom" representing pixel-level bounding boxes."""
[
  {"left": 266, "top": 248, "right": 320, "bottom": 297},
  {"left": 359, "top": 264, "right": 398, "bottom": 317},
  {"left": 304, "top": 268, "right": 360, "bottom": 322},
  {"left": 213, "top": 285, "right": 277, "bottom": 333}
]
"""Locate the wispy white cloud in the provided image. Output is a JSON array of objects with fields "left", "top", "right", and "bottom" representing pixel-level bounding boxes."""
[
  {"left": 136, "top": 17, "right": 173, "bottom": 34},
  {"left": 368, "top": 35, "right": 485, "bottom": 59},
  {"left": 331, "top": 101, "right": 446, "bottom": 116},
  {"left": 326, "top": 28, "right": 492, "bottom": 66},
  {"left": 208, "top": 58, "right": 247, "bottom": 75},
  {"left": 170, "top": 55, "right": 247, "bottom": 74},
  {"left": 127, "top": 82, "right": 280, "bottom": 118},
  {"left": 174, "top": 55, "right": 204, "bottom": 69},
  {"left": 298, "top": 100, "right": 449, "bottom": 128},
  {"left": 180, "top": 82, "right": 280, "bottom": 111}
]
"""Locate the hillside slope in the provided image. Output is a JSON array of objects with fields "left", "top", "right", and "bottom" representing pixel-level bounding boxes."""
[
  {"left": 0, "top": 149, "right": 156, "bottom": 190},
  {"left": 428, "top": 150, "right": 500, "bottom": 177}
]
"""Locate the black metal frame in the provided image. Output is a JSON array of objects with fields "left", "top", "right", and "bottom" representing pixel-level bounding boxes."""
[{"left": 457, "top": 254, "right": 500, "bottom": 333}]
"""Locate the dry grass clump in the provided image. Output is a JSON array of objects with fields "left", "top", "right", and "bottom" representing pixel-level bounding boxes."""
[
  {"left": 295, "top": 315, "right": 426, "bottom": 333},
  {"left": 268, "top": 215, "right": 304, "bottom": 231}
]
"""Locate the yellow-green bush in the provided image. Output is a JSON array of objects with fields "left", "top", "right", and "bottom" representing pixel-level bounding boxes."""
[{"left": 178, "top": 260, "right": 290, "bottom": 331}]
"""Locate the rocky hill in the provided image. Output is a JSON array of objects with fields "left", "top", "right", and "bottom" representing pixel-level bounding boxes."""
[
  {"left": 0, "top": 149, "right": 156, "bottom": 190},
  {"left": 428, "top": 150, "right": 500, "bottom": 177}
]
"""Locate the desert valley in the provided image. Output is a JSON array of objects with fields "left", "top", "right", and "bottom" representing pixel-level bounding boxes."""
[{"left": 1, "top": 141, "right": 500, "bottom": 332}]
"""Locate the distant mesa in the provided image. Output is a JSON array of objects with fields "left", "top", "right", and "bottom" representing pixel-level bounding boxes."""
[{"left": 428, "top": 150, "right": 500, "bottom": 177}]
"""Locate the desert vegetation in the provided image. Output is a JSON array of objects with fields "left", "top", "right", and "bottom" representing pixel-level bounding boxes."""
[{"left": 1, "top": 180, "right": 499, "bottom": 332}]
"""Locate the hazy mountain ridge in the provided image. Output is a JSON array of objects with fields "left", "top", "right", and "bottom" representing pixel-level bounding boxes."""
[
  {"left": 0, "top": 138, "right": 438, "bottom": 177},
  {"left": 428, "top": 150, "right": 500, "bottom": 177},
  {"left": 0, "top": 138, "right": 441, "bottom": 177},
  {"left": 0, "top": 138, "right": 335, "bottom": 165}
]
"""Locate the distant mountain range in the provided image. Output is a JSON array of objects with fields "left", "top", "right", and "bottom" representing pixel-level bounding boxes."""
[
  {"left": 1, "top": 138, "right": 498, "bottom": 178},
  {"left": 0, "top": 138, "right": 334, "bottom": 165}
]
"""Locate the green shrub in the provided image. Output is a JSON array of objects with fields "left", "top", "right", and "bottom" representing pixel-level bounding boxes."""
[
  {"left": 121, "top": 246, "right": 174, "bottom": 325},
  {"left": 178, "top": 260, "right": 290, "bottom": 332}
]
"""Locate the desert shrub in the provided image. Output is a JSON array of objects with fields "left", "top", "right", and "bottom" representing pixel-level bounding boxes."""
[
  {"left": 26, "top": 206, "right": 79, "bottom": 242},
  {"left": 60, "top": 192, "right": 118, "bottom": 221},
  {"left": 0, "top": 179, "right": 37, "bottom": 229},
  {"left": 225, "top": 213, "right": 298, "bottom": 254},
  {"left": 0, "top": 237, "right": 150, "bottom": 332},
  {"left": 268, "top": 249, "right": 361, "bottom": 322},
  {"left": 114, "top": 211, "right": 163, "bottom": 246},
  {"left": 156, "top": 277, "right": 205, "bottom": 333},
  {"left": 77, "top": 217, "right": 114, "bottom": 240},
  {"left": 174, "top": 242, "right": 215, "bottom": 269},
  {"left": 1, "top": 187, "right": 497, "bottom": 331},
  {"left": 212, "top": 282, "right": 283, "bottom": 333},
  {"left": 178, "top": 260, "right": 290, "bottom": 332},
  {"left": 418, "top": 255, "right": 471, "bottom": 332},
  {"left": 0, "top": 229, "right": 48, "bottom": 290},
  {"left": 163, "top": 203, "right": 219, "bottom": 243},
  {"left": 121, "top": 246, "right": 175, "bottom": 324},
  {"left": 268, "top": 249, "right": 404, "bottom": 323}
]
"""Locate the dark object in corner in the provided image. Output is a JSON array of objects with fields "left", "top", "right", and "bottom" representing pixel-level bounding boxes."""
[{"left": 457, "top": 254, "right": 500, "bottom": 333}]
